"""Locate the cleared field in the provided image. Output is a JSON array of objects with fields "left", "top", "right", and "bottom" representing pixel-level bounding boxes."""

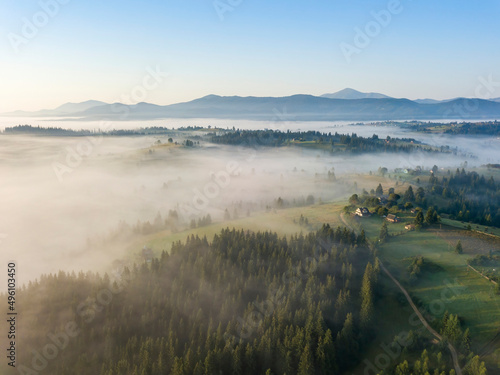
[
  {"left": 125, "top": 199, "right": 500, "bottom": 360},
  {"left": 441, "top": 218, "right": 500, "bottom": 237},
  {"left": 348, "top": 214, "right": 410, "bottom": 240},
  {"left": 431, "top": 226, "right": 500, "bottom": 256},
  {"left": 373, "top": 229, "right": 500, "bottom": 349},
  {"left": 126, "top": 201, "right": 347, "bottom": 256}
]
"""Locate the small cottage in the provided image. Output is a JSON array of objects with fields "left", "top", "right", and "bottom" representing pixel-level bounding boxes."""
[
  {"left": 386, "top": 214, "right": 400, "bottom": 223},
  {"left": 355, "top": 207, "right": 371, "bottom": 217}
]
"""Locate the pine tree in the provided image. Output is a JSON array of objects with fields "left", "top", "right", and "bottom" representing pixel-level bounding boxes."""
[
  {"left": 336, "top": 313, "right": 357, "bottom": 368},
  {"left": 379, "top": 222, "right": 389, "bottom": 243},
  {"left": 404, "top": 186, "right": 415, "bottom": 202},
  {"left": 316, "top": 330, "right": 336, "bottom": 375},
  {"left": 455, "top": 240, "right": 463, "bottom": 254},
  {"left": 465, "top": 355, "right": 487, "bottom": 375},
  {"left": 443, "top": 314, "right": 462, "bottom": 344},
  {"left": 414, "top": 211, "right": 424, "bottom": 229},
  {"left": 358, "top": 229, "right": 366, "bottom": 245},
  {"left": 461, "top": 328, "right": 471, "bottom": 353},
  {"left": 425, "top": 208, "right": 439, "bottom": 225},
  {"left": 297, "top": 345, "right": 314, "bottom": 375},
  {"left": 360, "top": 263, "right": 374, "bottom": 332},
  {"left": 395, "top": 360, "right": 410, "bottom": 375}
]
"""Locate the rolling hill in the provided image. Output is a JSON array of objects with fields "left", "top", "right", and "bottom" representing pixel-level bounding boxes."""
[{"left": 3, "top": 93, "right": 500, "bottom": 121}]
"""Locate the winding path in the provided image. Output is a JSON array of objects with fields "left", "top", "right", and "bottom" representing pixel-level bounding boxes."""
[
  {"left": 339, "top": 212, "right": 355, "bottom": 232},
  {"left": 378, "top": 259, "right": 462, "bottom": 375},
  {"left": 339, "top": 212, "right": 463, "bottom": 374}
]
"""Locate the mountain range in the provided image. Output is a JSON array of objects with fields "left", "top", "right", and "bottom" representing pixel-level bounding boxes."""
[{"left": 4, "top": 89, "right": 500, "bottom": 121}]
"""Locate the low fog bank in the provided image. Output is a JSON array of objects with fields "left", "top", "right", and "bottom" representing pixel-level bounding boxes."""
[
  {"left": 0, "top": 129, "right": 495, "bottom": 285},
  {"left": 2, "top": 117, "right": 498, "bottom": 165}
]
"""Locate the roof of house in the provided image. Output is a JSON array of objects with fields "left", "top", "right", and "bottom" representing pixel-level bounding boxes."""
[{"left": 387, "top": 214, "right": 397, "bottom": 220}]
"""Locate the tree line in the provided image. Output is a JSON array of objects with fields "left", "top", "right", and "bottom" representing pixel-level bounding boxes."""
[
  {"left": 209, "top": 129, "right": 446, "bottom": 154},
  {"left": 7, "top": 225, "right": 389, "bottom": 375}
]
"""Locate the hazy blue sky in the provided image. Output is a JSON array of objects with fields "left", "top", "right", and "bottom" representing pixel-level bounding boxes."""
[{"left": 1, "top": 0, "right": 499, "bottom": 111}]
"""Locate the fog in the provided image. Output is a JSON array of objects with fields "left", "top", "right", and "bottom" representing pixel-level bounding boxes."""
[{"left": 0, "top": 119, "right": 498, "bottom": 287}]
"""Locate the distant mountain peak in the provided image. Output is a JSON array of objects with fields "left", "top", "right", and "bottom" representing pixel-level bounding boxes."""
[
  {"left": 335, "top": 88, "right": 363, "bottom": 95},
  {"left": 3, "top": 94, "right": 500, "bottom": 121},
  {"left": 321, "top": 88, "right": 392, "bottom": 100},
  {"left": 54, "top": 100, "right": 108, "bottom": 113},
  {"left": 1, "top": 100, "right": 108, "bottom": 117}
]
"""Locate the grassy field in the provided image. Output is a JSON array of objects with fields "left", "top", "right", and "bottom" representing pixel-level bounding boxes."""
[
  {"left": 342, "top": 207, "right": 500, "bottom": 371},
  {"left": 432, "top": 226, "right": 500, "bottom": 256},
  {"left": 385, "top": 233, "right": 499, "bottom": 332},
  {"left": 124, "top": 198, "right": 500, "bottom": 366},
  {"left": 351, "top": 279, "right": 439, "bottom": 375},
  {"left": 125, "top": 201, "right": 348, "bottom": 257},
  {"left": 441, "top": 218, "right": 500, "bottom": 237},
  {"left": 362, "top": 223, "right": 500, "bottom": 348}
]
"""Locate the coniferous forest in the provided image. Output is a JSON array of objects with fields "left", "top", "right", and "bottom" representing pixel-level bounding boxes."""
[{"left": 11, "top": 226, "right": 381, "bottom": 375}]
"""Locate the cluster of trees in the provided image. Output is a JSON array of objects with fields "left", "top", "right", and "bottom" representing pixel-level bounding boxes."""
[
  {"left": 443, "top": 122, "right": 500, "bottom": 136},
  {"left": 406, "top": 256, "right": 445, "bottom": 283},
  {"left": 190, "top": 214, "right": 212, "bottom": 229},
  {"left": 439, "top": 312, "right": 472, "bottom": 355},
  {"left": 349, "top": 184, "right": 404, "bottom": 215},
  {"left": 405, "top": 120, "right": 500, "bottom": 137},
  {"left": 413, "top": 206, "right": 440, "bottom": 229},
  {"left": 349, "top": 184, "right": 438, "bottom": 227},
  {"left": 2, "top": 124, "right": 206, "bottom": 137},
  {"left": 402, "top": 185, "right": 426, "bottom": 206},
  {"left": 379, "top": 222, "right": 389, "bottom": 243},
  {"left": 128, "top": 210, "right": 180, "bottom": 235},
  {"left": 3, "top": 124, "right": 94, "bottom": 136},
  {"left": 10, "top": 226, "right": 387, "bottom": 374},
  {"left": 275, "top": 195, "right": 315, "bottom": 210},
  {"left": 389, "top": 349, "right": 487, "bottom": 375},
  {"left": 467, "top": 254, "right": 500, "bottom": 284},
  {"left": 209, "top": 129, "right": 439, "bottom": 154},
  {"left": 386, "top": 313, "right": 486, "bottom": 375},
  {"left": 425, "top": 169, "right": 500, "bottom": 227},
  {"left": 297, "top": 214, "right": 310, "bottom": 227},
  {"left": 468, "top": 254, "right": 500, "bottom": 268},
  {"left": 408, "top": 256, "right": 425, "bottom": 283},
  {"left": 485, "top": 164, "right": 500, "bottom": 170},
  {"left": 353, "top": 172, "right": 498, "bottom": 230}
]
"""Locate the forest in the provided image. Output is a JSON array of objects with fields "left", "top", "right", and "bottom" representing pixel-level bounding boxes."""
[
  {"left": 8, "top": 222, "right": 484, "bottom": 375},
  {"left": 1, "top": 125, "right": 203, "bottom": 136},
  {"left": 11, "top": 225, "right": 383, "bottom": 375},
  {"left": 352, "top": 169, "right": 500, "bottom": 227},
  {"left": 396, "top": 121, "right": 500, "bottom": 136},
  {"left": 424, "top": 169, "right": 500, "bottom": 227},
  {"left": 209, "top": 129, "right": 445, "bottom": 154},
  {"left": 442, "top": 122, "right": 500, "bottom": 136}
]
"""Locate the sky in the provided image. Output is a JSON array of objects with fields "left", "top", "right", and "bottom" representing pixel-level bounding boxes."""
[{"left": 0, "top": 0, "right": 499, "bottom": 112}]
